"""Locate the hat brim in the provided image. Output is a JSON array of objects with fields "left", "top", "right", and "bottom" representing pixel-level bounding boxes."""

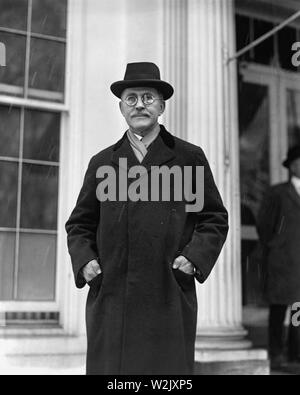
[{"left": 110, "top": 79, "right": 174, "bottom": 100}]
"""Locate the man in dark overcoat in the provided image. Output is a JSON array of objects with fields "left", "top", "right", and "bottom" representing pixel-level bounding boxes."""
[
  {"left": 65, "top": 62, "right": 229, "bottom": 375},
  {"left": 257, "top": 145, "right": 300, "bottom": 369}
]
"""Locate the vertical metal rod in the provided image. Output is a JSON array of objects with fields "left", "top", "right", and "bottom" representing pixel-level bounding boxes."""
[
  {"left": 24, "top": 0, "right": 33, "bottom": 98},
  {"left": 13, "top": 108, "right": 25, "bottom": 300}
]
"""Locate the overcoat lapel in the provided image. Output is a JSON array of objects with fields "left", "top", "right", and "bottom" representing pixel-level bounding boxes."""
[
  {"left": 288, "top": 182, "right": 300, "bottom": 210},
  {"left": 141, "top": 133, "right": 175, "bottom": 171},
  {"left": 111, "top": 134, "right": 140, "bottom": 170}
]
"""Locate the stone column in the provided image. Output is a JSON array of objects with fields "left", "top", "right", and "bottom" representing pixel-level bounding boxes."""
[
  {"left": 162, "top": 0, "right": 188, "bottom": 139},
  {"left": 163, "top": 0, "right": 268, "bottom": 374}
]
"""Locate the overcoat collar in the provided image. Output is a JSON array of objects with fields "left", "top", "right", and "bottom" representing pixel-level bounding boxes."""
[{"left": 111, "top": 125, "right": 176, "bottom": 172}]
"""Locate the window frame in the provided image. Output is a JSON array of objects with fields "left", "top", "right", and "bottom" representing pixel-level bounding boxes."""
[
  {"left": 0, "top": 0, "right": 69, "bottom": 314},
  {"left": 0, "top": 105, "right": 61, "bottom": 309},
  {"left": 0, "top": 0, "right": 67, "bottom": 104},
  {"left": 239, "top": 62, "right": 300, "bottom": 252}
]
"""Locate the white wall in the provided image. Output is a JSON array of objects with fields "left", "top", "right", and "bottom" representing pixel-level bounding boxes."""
[
  {"left": 82, "top": 0, "right": 126, "bottom": 162},
  {"left": 81, "top": 0, "right": 164, "bottom": 164},
  {"left": 124, "top": 0, "right": 164, "bottom": 64}
]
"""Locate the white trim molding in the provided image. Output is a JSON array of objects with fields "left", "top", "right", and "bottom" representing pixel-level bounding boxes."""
[{"left": 57, "top": 0, "right": 88, "bottom": 337}]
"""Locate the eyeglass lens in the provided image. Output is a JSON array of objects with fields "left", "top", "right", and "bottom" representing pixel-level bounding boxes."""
[{"left": 124, "top": 93, "right": 155, "bottom": 106}]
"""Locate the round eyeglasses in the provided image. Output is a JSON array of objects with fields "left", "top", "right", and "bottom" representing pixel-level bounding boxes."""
[{"left": 122, "top": 93, "right": 163, "bottom": 107}]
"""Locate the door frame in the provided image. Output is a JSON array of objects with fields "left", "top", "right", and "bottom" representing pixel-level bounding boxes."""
[
  {"left": 240, "top": 62, "right": 300, "bottom": 324},
  {"left": 240, "top": 62, "right": 300, "bottom": 186}
]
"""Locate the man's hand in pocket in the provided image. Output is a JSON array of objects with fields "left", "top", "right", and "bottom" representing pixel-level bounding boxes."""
[
  {"left": 172, "top": 255, "right": 195, "bottom": 275},
  {"left": 82, "top": 259, "right": 101, "bottom": 283}
]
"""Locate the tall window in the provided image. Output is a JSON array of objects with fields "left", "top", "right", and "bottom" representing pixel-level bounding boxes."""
[
  {"left": 0, "top": 0, "right": 67, "bottom": 304},
  {"left": 0, "top": 0, "right": 67, "bottom": 101},
  {"left": 287, "top": 90, "right": 300, "bottom": 147}
]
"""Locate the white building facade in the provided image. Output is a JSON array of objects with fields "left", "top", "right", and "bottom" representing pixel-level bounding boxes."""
[{"left": 1, "top": 0, "right": 300, "bottom": 374}]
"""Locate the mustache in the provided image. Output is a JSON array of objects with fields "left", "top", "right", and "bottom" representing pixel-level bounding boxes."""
[{"left": 131, "top": 113, "right": 150, "bottom": 118}]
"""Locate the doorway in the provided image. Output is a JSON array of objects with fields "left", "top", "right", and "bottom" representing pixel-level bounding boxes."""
[{"left": 238, "top": 62, "right": 300, "bottom": 345}]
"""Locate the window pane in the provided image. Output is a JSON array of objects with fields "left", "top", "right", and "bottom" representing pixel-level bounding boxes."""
[
  {"left": 253, "top": 19, "right": 274, "bottom": 66},
  {"left": 0, "top": 161, "right": 18, "bottom": 227},
  {"left": 239, "top": 82, "right": 270, "bottom": 307},
  {"left": 0, "top": 32, "right": 26, "bottom": 95},
  {"left": 24, "top": 110, "right": 60, "bottom": 162},
  {"left": 21, "top": 164, "right": 58, "bottom": 230},
  {"left": 287, "top": 89, "right": 300, "bottom": 147},
  {"left": 0, "top": 0, "right": 28, "bottom": 31},
  {"left": 235, "top": 15, "right": 251, "bottom": 62},
  {"left": 17, "top": 233, "right": 56, "bottom": 300},
  {"left": 0, "top": 105, "right": 20, "bottom": 157},
  {"left": 31, "top": 0, "right": 67, "bottom": 38},
  {"left": 29, "top": 38, "right": 65, "bottom": 95},
  {"left": 0, "top": 232, "right": 15, "bottom": 300},
  {"left": 239, "top": 82, "right": 270, "bottom": 218}
]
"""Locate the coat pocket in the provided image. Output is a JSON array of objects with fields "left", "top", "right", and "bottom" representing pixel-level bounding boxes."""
[
  {"left": 87, "top": 273, "right": 103, "bottom": 295},
  {"left": 172, "top": 268, "right": 195, "bottom": 292}
]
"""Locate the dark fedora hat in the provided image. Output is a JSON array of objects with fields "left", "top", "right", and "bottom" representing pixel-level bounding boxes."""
[
  {"left": 110, "top": 62, "right": 174, "bottom": 100},
  {"left": 282, "top": 145, "right": 300, "bottom": 168}
]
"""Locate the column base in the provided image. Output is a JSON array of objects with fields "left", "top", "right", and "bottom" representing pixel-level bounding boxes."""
[{"left": 194, "top": 327, "right": 270, "bottom": 375}]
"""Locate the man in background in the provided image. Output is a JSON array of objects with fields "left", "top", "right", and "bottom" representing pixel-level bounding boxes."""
[{"left": 257, "top": 145, "right": 300, "bottom": 370}]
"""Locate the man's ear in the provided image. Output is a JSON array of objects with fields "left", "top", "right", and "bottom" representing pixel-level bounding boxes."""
[{"left": 159, "top": 101, "right": 166, "bottom": 116}]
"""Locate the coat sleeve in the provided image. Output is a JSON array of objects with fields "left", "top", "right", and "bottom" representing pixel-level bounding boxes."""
[
  {"left": 181, "top": 149, "right": 229, "bottom": 284},
  {"left": 65, "top": 156, "right": 100, "bottom": 288}
]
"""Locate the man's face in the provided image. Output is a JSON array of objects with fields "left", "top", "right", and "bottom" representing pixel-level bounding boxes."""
[
  {"left": 290, "top": 158, "right": 300, "bottom": 178},
  {"left": 119, "top": 87, "right": 165, "bottom": 134}
]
